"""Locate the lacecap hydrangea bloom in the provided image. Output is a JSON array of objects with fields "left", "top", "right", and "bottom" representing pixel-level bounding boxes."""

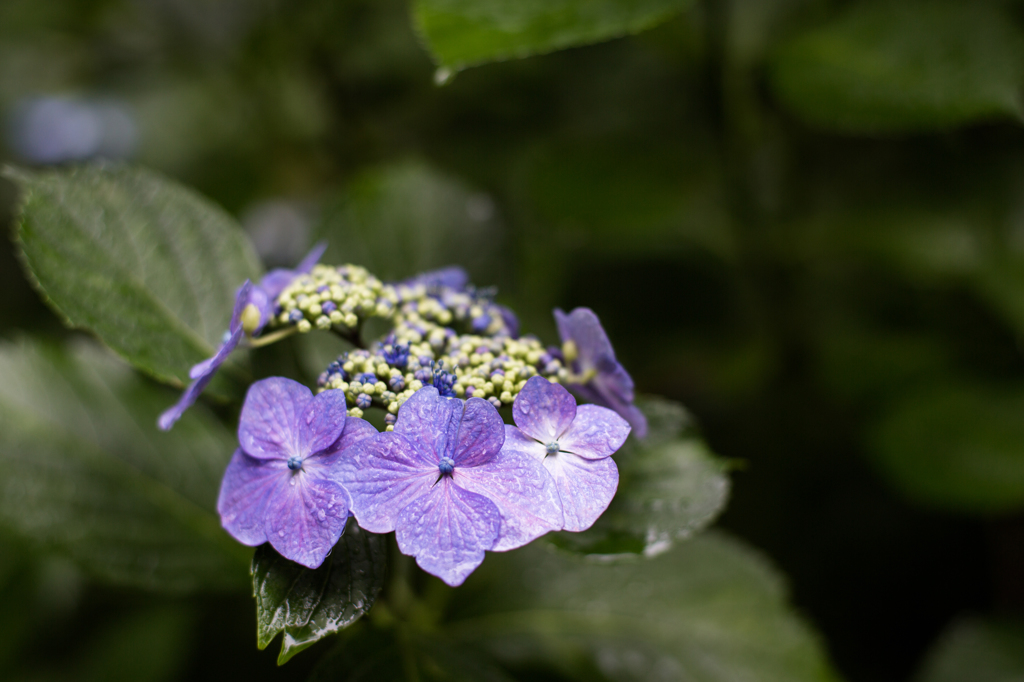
[{"left": 182, "top": 255, "right": 645, "bottom": 585}]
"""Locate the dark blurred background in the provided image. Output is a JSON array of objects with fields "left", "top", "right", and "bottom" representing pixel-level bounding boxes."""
[{"left": 4, "top": 1, "right": 1024, "bottom": 680}]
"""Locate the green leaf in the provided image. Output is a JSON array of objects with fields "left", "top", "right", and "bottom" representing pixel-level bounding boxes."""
[
  {"left": 413, "top": 0, "right": 692, "bottom": 72},
  {"left": 551, "top": 397, "right": 730, "bottom": 557},
  {"left": 451, "top": 532, "right": 840, "bottom": 682},
  {"left": 0, "top": 338, "right": 249, "bottom": 591},
  {"left": 314, "top": 160, "right": 505, "bottom": 283},
  {"left": 769, "top": 1, "right": 1024, "bottom": 133},
  {"left": 917, "top": 617, "right": 1024, "bottom": 682},
  {"left": 869, "top": 382, "right": 1024, "bottom": 514},
  {"left": 253, "top": 522, "right": 388, "bottom": 664},
  {"left": 6, "top": 164, "right": 263, "bottom": 387}
]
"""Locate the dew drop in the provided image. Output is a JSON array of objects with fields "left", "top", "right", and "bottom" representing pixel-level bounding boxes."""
[{"left": 278, "top": 530, "right": 285, "bottom": 538}]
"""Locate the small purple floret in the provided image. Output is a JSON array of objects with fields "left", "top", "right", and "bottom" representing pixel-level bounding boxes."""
[
  {"left": 554, "top": 307, "right": 648, "bottom": 439},
  {"left": 503, "top": 376, "right": 630, "bottom": 532},
  {"left": 340, "top": 387, "right": 562, "bottom": 586},
  {"left": 158, "top": 243, "right": 327, "bottom": 431},
  {"left": 217, "top": 377, "right": 377, "bottom": 569}
]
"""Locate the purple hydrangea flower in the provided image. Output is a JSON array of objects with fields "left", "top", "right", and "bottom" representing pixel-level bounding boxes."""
[
  {"left": 502, "top": 376, "right": 630, "bottom": 532},
  {"left": 554, "top": 307, "right": 648, "bottom": 439},
  {"left": 341, "top": 387, "right": 562, "bottom": 586},
  {"left": 157, "top": 243, "right": 326, "bottom": 431},
  {"left": 217, "top": 377, "right": 377, "bottom": 569}
]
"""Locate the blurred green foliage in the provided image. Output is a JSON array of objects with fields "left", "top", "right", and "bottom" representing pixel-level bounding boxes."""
[{"left": 2, "top": 0, "right": 1024, "bottom": 680}]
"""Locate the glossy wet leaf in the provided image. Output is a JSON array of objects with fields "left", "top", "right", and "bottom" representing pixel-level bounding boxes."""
[
  {"left": 452, "top": 532, "right": 840, "bottom": 682},
  {"left": 869, "top": 383, "right": 1024, "bottom": 514},
  {"left": 770, "top": 1, "right": 1024, "bottom": 133},
  {"left": 414, "top": 0, "right": 692, "bottom": 72},
  {"left": 253, "top": 522, "right": 388, "bottom": 664},
  {"left": 7, "top": 164, "right": 262, "bottom": 387},
  {"left": 552, "top": 397, "right": 730, "bottom": 556},
  {"left": 0, "top": 339, "right": 248, "bottom": 591},
  {"left": 917, "top": 617, "right": 1024, "bottom": 682}
]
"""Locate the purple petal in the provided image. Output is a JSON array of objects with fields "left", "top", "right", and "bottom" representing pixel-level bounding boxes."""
[
  {"left": 512, "top": 376, "right": 577, "bottom": 443},
  {"left": 554, "top": 307, "right": 616, "bottom": 369},
  {"left": 403, "top": 266, "right": 470, "bottom": 291},
  {"left": 395, "top": 479, "right": 500, "bottom": 587},
  {"left": 319, "top": 417, "right": 379, "bottom": 459},
  {"left": 544, "top": 451, "right": 619, "bottom": 532},
  {"left": 216, "top": 448, "right": 286, "bottom": 546},
  {"left": 458, "top": 426, "right": 563, "bottom": 551},
  {"left": 264, "top": 472, "right": 351, "bottom": 569},
  {"left": 339, "top": 432, "right": 436, "bottom": 533},
  {"left": 258, "top": 270, "right": 295, "bottom": 302},
  {"left": 453, "top": 397, "right": 504, "bottom": 468},
  {"left": 246, "top": 285, "right": 274, "bottom": 334},
  {"left": 157, "top": 326, "right": 244, "bottom": 431},
  {"left": 558, "top": 404, "right": 631, "bottom": 460},
  {"left": 299, "top": 388, "right": 348, "bottom": 457},
  {"left": 189, "top": 327, "right": 243, "bottom": 380},
  {"left": 312, "top": 417, "right": 379, "bottom": 473},
  {"left": 295, "top": 241, "right": 328, "bottom": 275},
  {"left": 495, "top": 304, "right": 519, "bottom": 338},
  {"left": 394, "top": 387, "right": 461, "bottom": 463},
  {"left": 555, "top": 307, "right": 648, "bottom": 439},
  {"left": 228, "top": 280, "right": 255, "bottom": 332},
  {"left": 238, "top": 378, "right": 313, "bottom": 460},
  {"left": 575, "top": 376, "right": 648, "bottom": 440}
]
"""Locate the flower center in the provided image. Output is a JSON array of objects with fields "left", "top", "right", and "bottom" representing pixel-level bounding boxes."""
[
  {"left": 286, "top": 456, "right": 303, "bottom": 471},
  {"left": 439, "top": 456, "right": 455, "bottom": 475},
  {"left": 545, "top": 441, "right": 560, "bottom": 455}
]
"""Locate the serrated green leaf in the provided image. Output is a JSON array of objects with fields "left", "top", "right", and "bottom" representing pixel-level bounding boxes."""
[
  {"left": 6, "top": 164, "right": 262, "bottom": 387},
  {"left": 917, "top": 617, "right": 1024, "bottom": 682},
  {"left": 0, "top": 338, "right": 249, "bottom": 591},
  {"left": 769, "top": 1, "right": 1024, "bottom": 133},
  {"left": 451, "top": 532, "right": 840, "bottom": 682},
  {"left": 551, "top": 397, "right": 730, "bottom": 557},
  {"left": 413, "top": 0, "right": 692, "bottom": 72},
  {"left": 253, "top": 522, "right": 388, "bottom": 664},
  {"left": 869, "top": 382, "right": 1024, "bottom": 515}
]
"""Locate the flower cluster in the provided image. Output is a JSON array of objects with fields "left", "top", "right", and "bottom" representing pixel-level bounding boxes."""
[
  {"left": 160, "top": 257, "right": 647, "bottom": 585},
  {"left": 316, "top": 267, "right": 567, "bottom": 421},
  {"left": 219, "top": 375, "right": 629, "bottom": 585},
  {"left": 270, "top": 263, "right": 395, "bottom": 334}
]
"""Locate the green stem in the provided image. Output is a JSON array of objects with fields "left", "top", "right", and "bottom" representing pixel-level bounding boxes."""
[{"left": 248, "top": 326, "right": 298, "bottom": 348}]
